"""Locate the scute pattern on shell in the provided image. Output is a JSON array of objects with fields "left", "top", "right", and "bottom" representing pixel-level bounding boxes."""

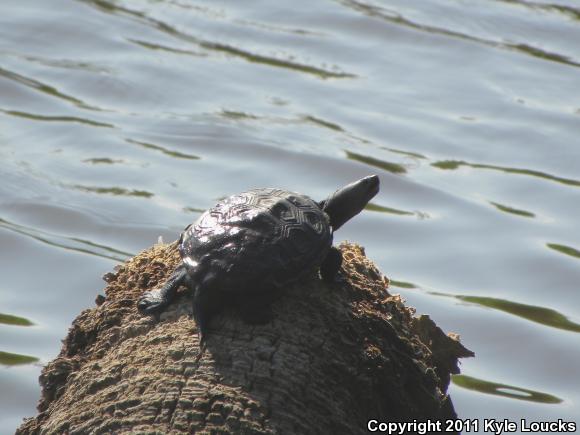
[{"left": 178, "top": 188, "right": 332, "bottom": 293}]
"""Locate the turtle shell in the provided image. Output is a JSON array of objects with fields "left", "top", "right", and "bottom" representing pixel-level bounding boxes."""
[{"left": 179, "top": 188, "right": 332, "bottom": 294}]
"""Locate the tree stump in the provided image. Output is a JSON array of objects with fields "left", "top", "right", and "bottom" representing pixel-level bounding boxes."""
[{"left": 17, "top": 242, "right": 473, "bottom": 434}]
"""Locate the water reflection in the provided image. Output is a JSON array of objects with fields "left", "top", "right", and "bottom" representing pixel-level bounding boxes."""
[
  {"left": 365, "top": 202, "right": 430, "bottom": 221},
  {"left": 0, "top": 313, "right": 34, "bottom": 327},
  {"left": 0, "top": 66, "right": 102, "bottom": 111},
  {"left": 546, "top": 243, "right": 580, "bottom": 260},
  {"left": 381, "top": 147, "right": 427, "bottom": 160},
  {"left": 365, "top": 202, "right": 414, "bottom": 216},
  {"left": 438, "top": 293, "right": 580, "bottom": 333},
  {"left": 512, "top": 43, "right": 580, "bottom": 68},
  {"left": 389, "top": 280, "right": 417, "bottom": 289},
  {"left": 72, "top": 185, "right": 154, "bottom": 198},
  {"left": 0, "top": 109, "right": 114, "bottom": 128},
  {"left": 80, "top": 0, "right": 356, "bottom": 79},
  {"left": 2, "top": 50, "right": 111, "bottom": 73},
  {"left": 0, "top": 313, "right": 37, "bottom": 366},
  {"left": 0, "top": 351, "right": 39, "bottom": 367},
  {"left": 453, "top": 375, "right": 562, "bottom": 404},
  {"left": 396, "top": 280, "right": 580, "bottom": 333},
  {"left": 83, "top": 158, "right": 125, "bottom": 165},
  {"left": 218, "top": 110, "right": 261, "bottom": 121},
  {"left": 489, "top": 201, "right": 535, "bottom": 218},
  {"left": 302, "top": 115, "right": 345, "bottom": 132},
  {"left": 216, "top": 110, "right": 350, "bottom": 135},
  {"left": 201, "top": 41, "right": 356, "bottom": 79},
  {"left": 0, "top": 217, "right": 131, "bottom": 262},
  {"left": 183, "top": 206, "right": 205, "bottom": 214},
  {"left": 432, "top": 160, "right": 580, "bottom": 188},
  {"left": 128, "top": 38, "right": 206, "bottom": 57},
  {"left": 337, "top": 0, "right": 580, "bottom": 68},
  {"left": 346, "top": 150, "right": 407, "bottom": 174},
  {"left": 496, "top": 0, "right": 580, "bottom": 22},
  {"left": 126, "top": 138, "right": 200, "bottom": 160}
]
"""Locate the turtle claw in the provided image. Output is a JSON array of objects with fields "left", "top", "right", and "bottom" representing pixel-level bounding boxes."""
[
  {"left": 138, "top": 266, "right": 187, "bottom": 315},
  {"left": 137, "top": 290, "right": 167, "bottom": 314}
]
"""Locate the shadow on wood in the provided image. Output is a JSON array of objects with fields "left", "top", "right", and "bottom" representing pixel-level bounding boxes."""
[{"left": 18, "top": 242, "right": 473, "bottom": 434}]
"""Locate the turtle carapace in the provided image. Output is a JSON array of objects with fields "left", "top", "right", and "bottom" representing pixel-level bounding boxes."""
[{"left": 138, "top": 175, "right": 380, "bottom": 347}]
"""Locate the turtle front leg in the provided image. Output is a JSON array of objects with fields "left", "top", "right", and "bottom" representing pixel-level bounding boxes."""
[
  {"left": 138, "top": 264, "right": 187, "bottom": 314},
  {"left": 320, "top": 246, "right": 343, "bottom": 283}
]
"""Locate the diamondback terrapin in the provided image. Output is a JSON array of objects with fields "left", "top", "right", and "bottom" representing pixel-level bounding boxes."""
[{"left": 138, "top": 175, "right": 380, "bottom": 347}]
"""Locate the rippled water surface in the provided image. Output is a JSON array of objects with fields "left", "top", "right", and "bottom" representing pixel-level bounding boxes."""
[{"left": 2, "top": 0, "right": 580, "bottom": 432}]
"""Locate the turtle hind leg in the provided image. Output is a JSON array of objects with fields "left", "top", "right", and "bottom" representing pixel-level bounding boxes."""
[
  {"left": 192, "top": 294, "right": 209, "bottom": 349},
  {"left": 191, "top": 280, "right": 220, "bottom": 350},
  {"left": 320, "top": 246, "right": 343, "bottom": 283},
  {"left": 138, "top": 264, "right": 188, "bottom": 314}
]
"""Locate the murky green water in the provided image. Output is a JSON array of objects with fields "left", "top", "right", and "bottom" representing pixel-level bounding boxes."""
[{"left": 2, "top": 0, "right": 579, "bottom": 432}]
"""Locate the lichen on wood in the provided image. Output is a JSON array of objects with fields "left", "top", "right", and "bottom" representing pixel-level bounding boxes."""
[{"left": 17, "top": 242, "right": 473, "bottom": 434}]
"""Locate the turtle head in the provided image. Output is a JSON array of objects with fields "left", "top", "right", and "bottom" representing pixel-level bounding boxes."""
[{"left": 320, "top": 175, "right": 379, "bottom": 231}]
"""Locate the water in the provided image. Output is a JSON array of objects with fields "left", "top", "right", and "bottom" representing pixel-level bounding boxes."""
[{"left": 1, "top": 0, "right": 580, "bottom": 432}]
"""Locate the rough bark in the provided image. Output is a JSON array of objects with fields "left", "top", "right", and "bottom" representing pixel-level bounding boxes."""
[{"left": 17, "top": 242, "right": 473, "bottom": 435}]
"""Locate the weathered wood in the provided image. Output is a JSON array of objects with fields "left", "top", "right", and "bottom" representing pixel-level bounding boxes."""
[{"left": 18, "top": 242, "right": 473, "bottom": 434}]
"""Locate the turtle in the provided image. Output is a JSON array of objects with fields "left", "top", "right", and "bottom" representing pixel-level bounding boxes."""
[{"left": 138, "top": 175, "right": 380, "bottom": 348}]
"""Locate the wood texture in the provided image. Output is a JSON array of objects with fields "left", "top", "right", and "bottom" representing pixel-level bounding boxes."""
[{"left": 18, "top": 242, "right": 473, "bottom": 434}]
